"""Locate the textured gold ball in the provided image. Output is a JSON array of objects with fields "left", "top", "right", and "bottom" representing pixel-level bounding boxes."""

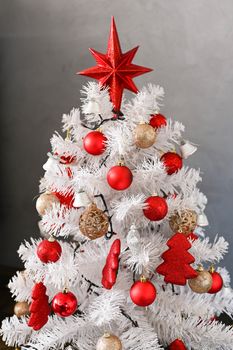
[
  {"left": 79, "top": 204, "right": 109, "bottom": 240},
  {"left": 14, "top": 301, "right": 30, "bottom": 317},
  {"left": 188, "top": 269, "right": 213, "bottom": 293},
  {"left": 169, "top": 209, "right": 197, "bottom": 234},
  {"left": 134, "top": 123, "right": 156, "bottom": 149},
  {"left": 96, "top": 333, "right": 122, "bottom": 350},
  {"left": 36, "top": 192, "right": 60, "bottom": 216}
]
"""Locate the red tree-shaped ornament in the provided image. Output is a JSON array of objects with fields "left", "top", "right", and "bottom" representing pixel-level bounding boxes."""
[
  {"left": 156, "top": 233, "right": 198, "bottom": 285},
  {"left": 102, "top": 239, "right": 121, "bottom": 289},
  {"left": 28, "top": 282, "right": 50, "bottom": 330}
]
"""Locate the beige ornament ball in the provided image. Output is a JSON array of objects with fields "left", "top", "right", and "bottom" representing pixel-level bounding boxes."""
[
  {"left": 36, "top": 192, "right": 60, "bottom": 216},
  {"left": 188, "top": 266, "right": 213, "bottom": 293},
  {"left": 79, "top": 203, "right": 109, "bottom": 240},
  {"left": 14, "top": 301, "right": 30, "bottom": 317},
  {"left": 169, "top": 209, "right": 197, "bottom": 234},
  {"left": 134, "top": 123, "right": 156, "bottom": 149},
  {"left": 96, "top": 333, "right": 122, "bottom": 350}
]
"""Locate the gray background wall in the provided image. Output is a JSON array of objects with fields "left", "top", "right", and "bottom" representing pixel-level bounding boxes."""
[{"left": 1, "top": 0, "right": 233, "bottom": 276}]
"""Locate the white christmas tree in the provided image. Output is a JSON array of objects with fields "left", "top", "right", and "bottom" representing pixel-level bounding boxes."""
[{"left": 1, "top": 17, "right": 233, "bottom": 350}]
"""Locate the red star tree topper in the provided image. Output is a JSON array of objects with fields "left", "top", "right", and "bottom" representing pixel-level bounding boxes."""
[
  {"left": 156, "top": 233, "right": 198, "bottom": 285},
  {"left": 78, "top": 17, "right": 152, "bottom": 113}
]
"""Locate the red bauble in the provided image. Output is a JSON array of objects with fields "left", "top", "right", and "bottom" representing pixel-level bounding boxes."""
[
  {"left": 156, "top": 233, "right": 198, "bottom": 285},
  {"left": 37, "top": 238, "right": 62, "bottom": 263},
  {"left": 143, "top": 196, "right": 168, "bottom": 221},
  {"left": 168, "top": 339, "right": 187, "bottom": 350},
  {"left": 130, "top": 277, "right": 156, "bottom": 307},
  {"left": 208, "top": 271, "right": 223, "bottom": 294},
  {"left": 102, "top": 239, "right": 121, "bottom": 289},
  {"left": 52, "top": 291, "right": 77, "bottom": 317},
  {"left": 83, "top": 131, "right": 107, "bottom": 156},
  {"left": 55, "top": 191, "right": 74, "bottom": 207},
  {"left": 28, "top": 282, "right": 50, "bottom": 330},
  {"left": 186, "top": 232, "right": 198, "bottom": 241},
  {"left": 107, "top": 165, "right": 133, "bottom": 190},
  {"left": 149, "top": 113, "right": 167, "bottom": 128},
  {"left": 160, "top": 152, "right": 183, "bottom": 175}
]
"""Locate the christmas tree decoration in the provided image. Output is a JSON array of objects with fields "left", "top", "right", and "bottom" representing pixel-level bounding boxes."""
[
  {"left": 96, "top": 333, "right": 122, "bottom": 350},
  {"left": 134, "top": 122, "right": 156, "bottom": 148},
  {"left": 160, "top": 152, "right": 183, "bottom": 175},
  {"left": 79, "top": 203, "right": 109, "bottom": 239},
  {"left": 169, "top": 209, "right": 197, "bottom": 234},
  {"left": 78, "top": 16, "right": 152, "bottom": 112},
  {"left": 55, "top": 191, "right": 74, "bottom": 207},
  {"left": 168, "top": 339, "right": 187, "bottom": 350},
  {"left": 156, "top": 233, "right": 198, "bottom": 285},
  {"left": 14, "top": 301, "right": 30, "bottom": 318},
  {"left": 143, "top": 195, "right": 168, "bottom": 221},
  {"left": 130, "top": 276, "right": 157, "bottom": 307},
  {"left": 197, "top": 212, "right": 209, "bottom": 227},
  {"left": 208, "top": 267, "right": 223, "bottom": 294},
  {"left": 83, "top": 130, "right": 107, "bottom": 156},
  {"left": 126, "top": 224, "right": 141, "bottom": 253},
  {"left": 52, "top": 290, "right": 77, "bottom": 317},
  {"left": 83, "top": 98, "right": 101, "bottom": 115},
  {"left": 73, "top": 190, "right": 92, "bottom": 208},
  {"left": 102, "top": 239, "right": 121, "bottom": 289},
  {"left": 149, "top": 113, "right": 167, "bottom": 129},
  {"left": 107, "top": 164, "right": 133, "bottom": 191},
  {"left": 188, "top": 265, "right": 213, "bottom": 293},
  {"left": 180, "top": 140, "right": 197, "bottom": 159},
  {"left": 36, "top": 192, "right": 60, "bottom": 216},
  {"left": 28, "top": 282, "right": 50, "bottom": 330},
  {"left": 37, "top": 237, "right": 62, "bottom": 263}
]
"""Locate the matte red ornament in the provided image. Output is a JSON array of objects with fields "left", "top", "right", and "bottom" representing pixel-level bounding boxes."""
[
  {"left": 160, "top": 152, "right": 183, "bottom": 175},
  {"left": 37, "top": 238, "right": 62, "bottom": 263},
  {"left": 149, "top": 114, "right": 167, "bottom": 129},
  {"left": 168, "top": 339, "right": 187, "bottom": 350},
  {"left": 78, "top": 17, "right": 152, "bottom": 112},
  {"left": 55, "top": 191, "right": 74, "bottom": 207},
  {"left": 28, "top": 282, "right": 50, "bottom": 330},
  {"left": 156, "top": 233, "right": 198, "bottom": 285},
  {"left": 83, "top": 131, "right": 107, "bottom": 156},
  {"left": 130, "top": 277, "right": 156, "bottom": 307},
  {"left": 143, "top": 196, "right": 168, "bottom": 221},
  {"left": 208, "top": 270, "right": 223, "bottom": 294},
  {"left": 52, "top": 290, "right": 77, "bottom": 317},
  {"left": 107, "top": 165, "right": 133, "bottom": 190},
  {"left": 102, "top": 239, "right": 121, "bottom": 289}
]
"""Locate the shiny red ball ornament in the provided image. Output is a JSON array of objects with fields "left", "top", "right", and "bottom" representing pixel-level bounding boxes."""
[
  {"left": 208, "top": 269, "right": 223, "bottom": 294},
  {"left": 160, "top": 152, "right": 183, "bottom": 175},
  {"left": 52, "top": 290, "right": 77, "bottom": 317},
  {"left": 130, "top": 277, "right": 156, "bottom": 307},
  {"left": 37, "top": 238, "right": 62, "bottom": 263},
  {"left": 107, "top": 165, "right": 133, "bottom": 190},
  {"left": 83, "top": 131, "right": 107, "bottom": 156},
  {"left": 143, "top": 196, "right": 168, "bottom": 221},
  {"left": 168, "top": 339, "right": 187, "bottom": 350},
  {"left": 149, "top": 113, "right": 167, "bottom": 129}
]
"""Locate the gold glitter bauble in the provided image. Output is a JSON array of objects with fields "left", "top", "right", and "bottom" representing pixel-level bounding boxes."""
[
  {"left": 96, "top": 333, "right": 122, "bottom": 350},
  {"left": 36, "top": 192, "right": 59, "bottom": 216},
  {"left": 14, "top": 301, "right": 30, "bottom": 317},
  {"left": 188, "top": 267, "right": 213, "bottom": 293},
  {"left": 79, "top": 203, "right": 109, "bottom": 240},
  {"left": 134, "top": 123, "right": 156, "bottom": 149},
  {"left": 169, "top": 209, "right": 197, "bottom": 234}
]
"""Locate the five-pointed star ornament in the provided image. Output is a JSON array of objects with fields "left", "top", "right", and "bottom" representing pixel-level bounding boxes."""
[{"left": 78, "top": 17, "right": 152, "bottom": 113}]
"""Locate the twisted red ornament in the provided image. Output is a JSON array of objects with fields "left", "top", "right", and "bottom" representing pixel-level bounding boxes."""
[{"left": 102, "top": 239, "right": 121, "bottom": 289}]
